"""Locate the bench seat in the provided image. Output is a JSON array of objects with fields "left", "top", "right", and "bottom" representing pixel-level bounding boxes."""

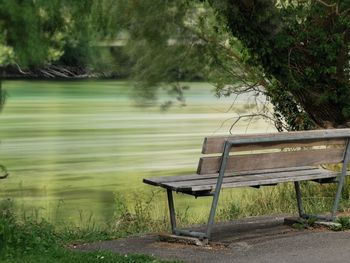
[{"left": 144, "top": 166, "right": 338, "bottom": 195}]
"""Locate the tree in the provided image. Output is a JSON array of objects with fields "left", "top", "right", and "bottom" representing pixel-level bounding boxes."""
[
  {"left": 115, "top": 1, "right": 267, "bottom": 113},
  {"left": 117, "top": 0, "right": 350, "bottom": 130},
  {"left": 0, "top": 0, "right": 119, "bottom": 110},
  {"left": 0, "top": 0, "right": 67, "bottom": 111},
  {"left": 210, "top": 0, "right": 350, "bottom": 129}
]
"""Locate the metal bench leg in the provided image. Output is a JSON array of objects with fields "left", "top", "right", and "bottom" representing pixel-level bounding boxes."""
[
  {"left": 206, "top": 181, "right": 223, "bottom": 239},
  {"left": 206, "top": 141, "right": 231, "bottom": 239},
  {"left": 166, "top": 189, "right": 207, "bottom": 239},
  {"left": 166, "top": 189, "right": 177, "bottom": 234},
  {"left": 294, "top": 181, "right": 305, "bottom": 218},
  {"left": 331, "top": 139, "right": 350, "bottom": 220},
  {"left": 294, "top": 140, "right": 350, "bottom": 222},
  {"left": 294, "top": 181, "right": 330, "bottom": 221}
]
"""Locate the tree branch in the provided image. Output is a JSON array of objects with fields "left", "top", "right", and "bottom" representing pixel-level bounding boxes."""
[{"left": 0, "top": 164, "right": 9, "bottom": 179}]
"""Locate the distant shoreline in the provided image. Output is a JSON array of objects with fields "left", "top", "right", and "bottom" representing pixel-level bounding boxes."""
[{"left": 1, "top": 65, "right": 128, "bottom": 80}]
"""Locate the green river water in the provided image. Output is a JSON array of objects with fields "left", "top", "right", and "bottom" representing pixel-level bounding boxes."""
[{"left": 0, "top": 80, "right": 274, "bottom": 225}]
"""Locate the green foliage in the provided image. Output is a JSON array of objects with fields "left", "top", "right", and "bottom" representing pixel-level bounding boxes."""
[
  {"left": 211, "top": 1, "right": 350, "bottom": 128},
  {"left": 292, "top": 222, "right": 308, "bottom": 230},
  {"left": 0, "top": 42, "right": 14, "bottom": 67},
  {"left": 114, "top": 192, "right": 168, "bottom": 235},
  {"left": 336, "top": 216, "right": 350, "bottom": 230},
  {"left": 290, "top": 217, "right": 318, "bottom": 230},
  {"left": 0, "top": 0, "right": 120, "bottom": 70},
  {"left": 0, "top": 1, "right": 65, "bottom": 68},
  {"left": 0, "top": 199, "right": 59, "bottom": 256},
  {"left": 0, "top": 0, "right": 122, "bottom": 110},
  {"left": 269, "top": 80, "right": 314, "bottom": 131},
  {"left": 58, "top": 1, "right": 122, "bottom": 74},
  {"left": 0, "top": 199, "right": 179, "bottom": 263},
  {"left": 118, "top": 1, "right": 350, "bottom": 128},
  {"left": 3, "top": 1, "right": 348, "bottom": 129},
  {"left": 110, "top": 178, "right": 350, "bottom": 235},
  {"left": 1, "top": 251, "right": 178, "bottom": 263},
  {"left": 330, "top": 224, "right": 343, "bottom": 231},
  {"left": 307, "top": 216, "right": 317, "bottom": 227},
  {"left": 115, "top": 1, "right": 266, "bottom": 107},
  {"left": 289, "top": 216, "right": 316, "bottom": 230},
  {"left": 217, "top": 202, "right": 242, "bottom": 221}
]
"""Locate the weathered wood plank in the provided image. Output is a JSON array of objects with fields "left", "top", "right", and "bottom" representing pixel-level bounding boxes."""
[
  {"left": 202, "top": 129, "right": 350, "bottom": 154},
  {"left": 164, "top": 168, "right": 336, "bottom": 190},
  {"left": 143, "top": 166, "right": 318, "bottom": 186},
  {"left": 191, "top": 172, "right": 339, "bottom": 191},
  {"left": 158, "top": 169, "right": 338, "bottom": 192},
  {"left": 203, "top": 139, "right": 345, "bottom": 154},
  {"left": 197, "top": 148, "right": 344, "bottom": 174}
]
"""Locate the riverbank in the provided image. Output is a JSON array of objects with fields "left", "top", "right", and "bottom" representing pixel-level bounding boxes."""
[
  {"left": 3, "top": 198, "right": 350, "bottom": 263},
  {"left": 1, "top": 65, "right": 118, "bottom": 79}
]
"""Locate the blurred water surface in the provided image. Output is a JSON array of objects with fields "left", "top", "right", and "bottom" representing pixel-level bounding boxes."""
[{"left": 0, "top": 80, "right": 274, "bottom": 225}]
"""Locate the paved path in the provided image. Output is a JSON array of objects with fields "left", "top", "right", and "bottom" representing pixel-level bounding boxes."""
[{"left": 75, "top": 215, "right": 350, "bottom": 263}]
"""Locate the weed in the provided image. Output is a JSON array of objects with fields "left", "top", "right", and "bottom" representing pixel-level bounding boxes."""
[
  {"left": 337, "top": 216, "right": 350, "bottom": 230},
  {"left": 218, "top": 202, "right": 241, "bottom": 221},
  {"left": 290, "top": 217, "right": 317, "bottom": 230},
  {"left": 330, "top": 224, "right": 343, "bottom": 231},
  {"left": 114, "top": 192, "right": 163, "bottom": 234},
  {"left": 0, "top": 199, "right": 60, "bottom": 256},
  {"left": 292, "top": 222, "right": 307, "bottom": 230},
  {"left": 306, "top": 216, "right": 317, "bottom": 227}
]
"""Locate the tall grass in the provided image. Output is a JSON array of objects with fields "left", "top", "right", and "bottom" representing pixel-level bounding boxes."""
[
  {"left": 0, "top": 199, "right": 59, "bottom": 257},
  {"left": 1, "top": 178, "right": 350, "bottom": 252},
  {"left": 4, "top": 179, "right": 349, "bottom": 241},
  {"left": 1, "top": 178, "right": 349, "bottom": 262},
  {"left": 0, "top": 199, "right": 179, "bottom": 263},
  {"left": 115, "top": 179, "right": 350, "bottom": 233}
]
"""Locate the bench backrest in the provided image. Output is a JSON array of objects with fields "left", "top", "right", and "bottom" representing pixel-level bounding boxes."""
[{"left": 197, "top": 129, "right": 350, "bottom": 174}]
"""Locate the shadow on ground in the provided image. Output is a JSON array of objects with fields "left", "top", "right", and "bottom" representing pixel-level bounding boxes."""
[{"left": 75, "top": 215, "right": 350, "bottom": 263}]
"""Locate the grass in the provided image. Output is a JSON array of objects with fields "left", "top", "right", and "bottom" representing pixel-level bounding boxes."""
[
  {"left": 2, "top": 178, "right": 350, "bottom": 263},
  {"left": 105, "top": 177, "right": 350, "bottom": 236},
  {"left": 330, "top": 216, "right": 350, "bottom": 231},
  {"left": 1, "top": 252, "right": 175, "bottom": 263},
  {"left": 1, "top": 179, "right": 350, "bottom": 263},
  {"left": 0, "top": 199, "right": 180, "bottom": 263}
]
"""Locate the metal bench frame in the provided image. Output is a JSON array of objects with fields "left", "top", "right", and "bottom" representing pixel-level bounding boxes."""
[{"left": 165, "top": 133, "right": 350, "bottom": 240}]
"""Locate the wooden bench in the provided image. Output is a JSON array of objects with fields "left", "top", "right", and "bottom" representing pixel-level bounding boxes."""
[{"left": 143, "top": 128, "right": 350, "bottom": 240}]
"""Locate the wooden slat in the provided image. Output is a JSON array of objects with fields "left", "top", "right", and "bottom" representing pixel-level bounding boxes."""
[
  {"left": 202, "top": 129, "right": 350, "bottom": 154},
  {"left": 157, "top": 168, "right": 338, "bottom": 192},
  {"left": 206, "top": 139, "right": 345, "bottom": 154},
  {"left": 143, "top": 166, "right": 318, "bottom": 186},
  {"left": 191, "top": 172, "right": 338, "bottom": 192},
  {"left": 197, "top": 148, "right": 344, "bottom": 174},
  {"left": 164, "top": 168, "right": 336, "bottom": 190}
]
